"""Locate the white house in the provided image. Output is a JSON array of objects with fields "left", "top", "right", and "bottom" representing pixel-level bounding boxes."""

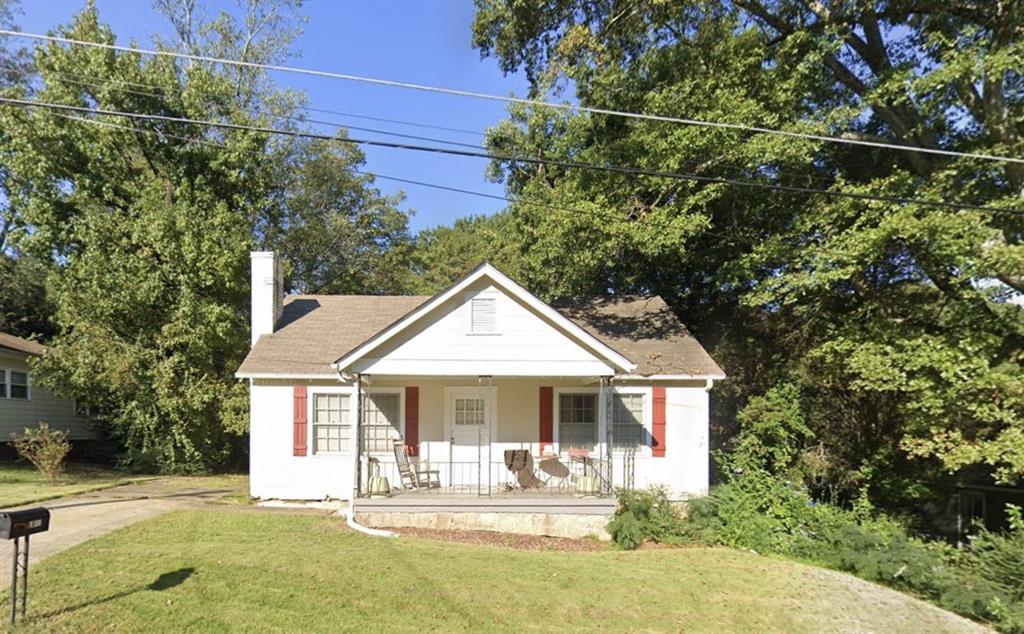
[
  {"left": 236, "top": 251, "right": 724, "bottom": 507},
  {"left": 0, "top": 332, "right": 95, "bottom": 441}
]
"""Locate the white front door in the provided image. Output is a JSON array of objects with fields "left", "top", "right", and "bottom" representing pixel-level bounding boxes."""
[{"left": 445, "top": 387, "right": 496, "bottom": 489}]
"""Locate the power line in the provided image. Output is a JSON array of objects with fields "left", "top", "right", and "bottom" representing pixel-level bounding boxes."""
[
  {"left": 42, "top": 70, "right": 838, "bottom": 187},
  {"left": 44, "top": 73, "right": 484, "bottom": 150},
  {"left": 44, "top": 69, "right": 485, "bottom": 138},
  {"left": 4, "top": 28, "right": 1023, "bottom": 166},
  {"left": 2, "top": 96, "right": 1020, "bottom": 215},
  {"left": 49, "top": 111, "right": 594, "bottom": 217}
]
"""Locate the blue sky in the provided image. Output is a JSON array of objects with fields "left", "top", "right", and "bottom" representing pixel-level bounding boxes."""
[{"left": 14, "top": 0, "right": 529, "bottom": 232}]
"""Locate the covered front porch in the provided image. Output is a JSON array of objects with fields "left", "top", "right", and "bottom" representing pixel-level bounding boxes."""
[{"left": 351, "top": 376, "right": 640, "bottom": 499}]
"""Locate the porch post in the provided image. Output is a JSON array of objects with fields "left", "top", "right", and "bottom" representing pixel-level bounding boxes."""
[
  {"left": 354, "top": 374, "right": 363, "bottom": 497},
  {"left": 602, "top": 377, "right": 614, "bottom": 495}
]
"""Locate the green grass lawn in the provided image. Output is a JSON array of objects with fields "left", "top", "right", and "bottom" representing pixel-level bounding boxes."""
[
  {"left": 5, "top": 510, "right": 982, "bottom": 633},
  {"left": 0, "top": 462, "right": 154, "bottom": 508}
]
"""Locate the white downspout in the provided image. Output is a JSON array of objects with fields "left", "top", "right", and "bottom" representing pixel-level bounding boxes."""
[{"left": 342, "top": 371, "right": 396, "bottom": 538}]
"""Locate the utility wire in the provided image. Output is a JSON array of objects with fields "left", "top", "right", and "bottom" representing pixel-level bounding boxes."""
[
  {"left": 44, "top": 69, "right": 485, "bottom": 138},
  {"left": 4, "top": 28, "right": 1023, "bottom": 166},
  {"left": 44, "top": 73, "right": 484, "bottom": 150},
  {"left": 3, "top": 96, "right": 1017, "bottom": 215},
  {"left": 49, "top": 111, "right": 596, "bottom": 217},
  {"left": 42, "top": 71, "right": 839, "bottom": 187}
]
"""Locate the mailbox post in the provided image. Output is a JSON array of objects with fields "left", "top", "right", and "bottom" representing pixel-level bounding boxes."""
[{"left": 0, "top": 508, "right": 50, "bottom": 625}]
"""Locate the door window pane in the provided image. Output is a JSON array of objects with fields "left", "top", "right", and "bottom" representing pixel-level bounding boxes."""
[{"left": 455, "top": 398, "right": 484, "bottom": 425}]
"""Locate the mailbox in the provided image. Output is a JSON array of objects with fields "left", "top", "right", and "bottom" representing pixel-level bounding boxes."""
[{"left": 0, "top": 508, "right": 50, "bottom": 540}]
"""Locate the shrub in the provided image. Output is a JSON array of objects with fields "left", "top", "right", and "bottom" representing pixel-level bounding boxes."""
[
  {"left": 607, "top": 487, "right": 686, "bottom": 549},
  {"left": 683, "top": 471, "right": 1024, "bottom": 633},
  {"left": 11, "top": 423, "right": 72, "bottom": 481}
]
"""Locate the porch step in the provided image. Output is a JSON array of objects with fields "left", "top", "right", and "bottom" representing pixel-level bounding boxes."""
[{"left": 355, "top": 494, "right": 616, "bottom": 515}]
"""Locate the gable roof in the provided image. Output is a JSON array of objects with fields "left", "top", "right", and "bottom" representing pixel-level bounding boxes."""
[
  {"left": 0, "top": 331, "right": 48, "bottom": 356},
  {"left": 330, "top": 264, "right": 637, "bottom": 374},
  {"left": 236, "top": 295, "right": 430, "bottom": 378},
  {"left": 552, "top": 296, "right": 724, "bottom": 377},
  {"left": 236, "top": 285, "right": 723, "bottom": 379}
]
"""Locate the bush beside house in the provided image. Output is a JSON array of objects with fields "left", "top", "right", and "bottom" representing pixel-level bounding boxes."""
[
  {"left": 11, "top": 422, "right": 71, "bottom": 481},
  {"left": 608, "top": 482, "right": 1024, "bottom": 633}
]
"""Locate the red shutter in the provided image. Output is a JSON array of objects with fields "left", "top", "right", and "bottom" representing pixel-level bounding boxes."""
[
  {"left": 652, "top": 386, "right": 667, "bottom": 457},
  {"left": 293, "top": 385, "right": 308, "bottom": 457},
  {"left": 539, "top": 386, "right": 554, "bottom": 455},
  {"left": 405, "top": 386, "right": 419, "bottom": 457}
]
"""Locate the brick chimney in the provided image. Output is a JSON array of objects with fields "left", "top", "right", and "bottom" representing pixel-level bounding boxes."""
[{"left": 250, "top": 251, "right": 283, "bottom": 347}]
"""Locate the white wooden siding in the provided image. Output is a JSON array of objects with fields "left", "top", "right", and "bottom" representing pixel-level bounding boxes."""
[
  {"left": 352, "top": 281, "right": 616, "bottom": 376},
  {"left": 249, "top": 377, "right": 709, "bottom": 500}
]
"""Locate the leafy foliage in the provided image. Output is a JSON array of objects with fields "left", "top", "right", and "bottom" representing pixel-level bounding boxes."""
[
  {"left": 261, "top": 137, "right": 415, "bottom": 295},
  {"left": 606, "top": 486, "right": 686, "bottom": 549},
  {"left": 471, "top": 0, "right": 1024, "bottom": 511},
  {"left": 0, "top": 252, "right": 55, "bottom": 339},
  {"left": 410, "top": 213, "right": 521, "bottom": 294},
  {"left": 0, "top": 4, "right": 420, "bottom": 472},
  {"left": 683, "top": 474, "right": 1024, "bottom": 633},
  {"left": 11, "top": 423, "right": 72, "bottom": 481}
]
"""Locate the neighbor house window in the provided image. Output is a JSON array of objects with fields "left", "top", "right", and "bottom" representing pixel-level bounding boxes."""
[
  {"left": 470, "top": 296, "right": 496, "bottom": 333},
  {"left": 611, "top": 393, "right": 645, "bottom": 450},
  {"left": 558, "top": 393, "right": 597, "bottom": 453},
  {"left": 361, "top": 392, "right": 402, "bottom": 453},
  {"left": 3, "top": 370, "right": 29, "bottom": 400},
  {"left": 313, "top": 393, "right": 350, "bottom": 454}
]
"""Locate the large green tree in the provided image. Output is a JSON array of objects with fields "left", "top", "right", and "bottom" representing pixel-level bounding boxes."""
[
  {"left": 410, "top": 212, "right": 520, "bottom": 294},
  {"left": 0, "top": 4, "right": 301, "bottom": 471},
  {"left": 0, "top": 3, "right": 419, "bottom": 471},
  {"left": 472, "top": 0, "right": 1024, "bottom": 514},
  {"left": 262, "top": 137, "right": 414, "bottom": 295}
]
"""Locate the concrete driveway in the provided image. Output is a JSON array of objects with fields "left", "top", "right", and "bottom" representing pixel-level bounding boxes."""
[{"left": 1, "top": 479, "right": 239, "bottom": 585}]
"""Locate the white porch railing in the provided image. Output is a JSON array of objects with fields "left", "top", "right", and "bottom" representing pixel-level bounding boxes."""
[{"left": 359, "top": 453, "right": 633, "bottom": 498}]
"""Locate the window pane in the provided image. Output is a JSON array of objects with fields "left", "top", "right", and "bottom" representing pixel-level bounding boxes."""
[
  {"left": 559, "top": 393, "right": 597, "bottom": 452},
  {"left": 9, "top": 371, "right": 28, "bottom": 400},
  {"left": 313, "top": 393, "right": 350, "bottom": 454},
  {"left": 362, "top": 392, "right": 402, "bottom": 453},
  {"left": 612, "top": 394, "right": 645, "bottom": 449}
]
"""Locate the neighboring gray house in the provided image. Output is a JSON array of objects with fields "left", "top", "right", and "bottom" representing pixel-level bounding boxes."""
[{"left": 0, "top": 332, "right": 94, "bottom": 440}]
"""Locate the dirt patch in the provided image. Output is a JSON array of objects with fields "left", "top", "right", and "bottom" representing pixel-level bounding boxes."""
[{"left": 390, "top": 527, "right": 608, "bottom": 551}]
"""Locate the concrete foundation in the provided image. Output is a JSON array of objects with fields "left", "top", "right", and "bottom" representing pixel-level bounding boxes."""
[{"left": 355, "top": 510, "right": 613, "bottom": 540}]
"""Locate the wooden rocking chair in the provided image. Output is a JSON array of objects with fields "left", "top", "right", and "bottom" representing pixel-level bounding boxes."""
[{"left": 393, "top": 441, "right": 441, "bottom": 490}]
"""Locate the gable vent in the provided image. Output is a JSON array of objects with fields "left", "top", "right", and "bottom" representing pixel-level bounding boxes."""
[{"left": 471, "top": 297, "right": 497, "bottom": 333}]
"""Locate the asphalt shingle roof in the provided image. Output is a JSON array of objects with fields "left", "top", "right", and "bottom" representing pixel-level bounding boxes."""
[
  {"left": 236, "top": 294, "right": 723, "bottom": 378},
  {"left": 0, "top": 331, "right": 48, "bottom": 356}
]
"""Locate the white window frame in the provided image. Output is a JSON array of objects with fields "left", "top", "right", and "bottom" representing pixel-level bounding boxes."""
[
  {"left": 465, "top": 289, "right": 500, "bottom": 336},
  {"left": 554, "top": 387, "right": 603, "bottom": 456},
  {"left": 308, "top": 387, "right": 355, "bottom": 456},
  {"left": 608, "top": 388, "right": 651, "bottom": 456},
  {"left": 361, "top": 387, "right": 405, "bottom": 456},
  {"left": 553, "top": 386, "right": 652, "bottom": 458},
  {"left": 0, "top": 367, "right": 31, "bottom": 400}
]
